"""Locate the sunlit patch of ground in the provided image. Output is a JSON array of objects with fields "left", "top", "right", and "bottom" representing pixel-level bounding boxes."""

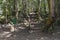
[
  {"left": 0, "top": 22, "right": 60, "bottom": 40},
  {"left": 0, "top": 29, "right": 60, "bottom": 40},
  {"left": 0, "top": 31, "right": 12, "bottom": 38}
]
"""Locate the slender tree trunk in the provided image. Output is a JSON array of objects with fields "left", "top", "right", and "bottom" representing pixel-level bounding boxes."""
[
  {"left": 37, "top": 0, "right": 43, "bottom": 23},
  {"left": 16, "top": 0, "right": 19, "bottom": 20},
  {"left": 6, "top": 6, "right": 8, "bottom": 24},
  {"left": 46, "top": 0, "right": 55, "bottom": 23},
  {"left": 49, "top": 0, "right": 55, "bottom": 18},
  {"left": 14, "top": 0, "right": 19, "bottom": 20}
]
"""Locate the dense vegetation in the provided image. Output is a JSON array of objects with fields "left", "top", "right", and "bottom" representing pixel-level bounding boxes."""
[{"left": 0, "top": 0, "right": 60, "bottom": 33}]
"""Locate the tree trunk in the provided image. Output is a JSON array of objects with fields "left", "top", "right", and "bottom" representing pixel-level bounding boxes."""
[
  {"left": 14, "top": 0, "right": 19, "bottom": 20},
  {"left": 42, "top": 0, "right": 55, "bottom": 32},
  {"left": 46, "top": 0, "right": 55, "bottom": 25}
]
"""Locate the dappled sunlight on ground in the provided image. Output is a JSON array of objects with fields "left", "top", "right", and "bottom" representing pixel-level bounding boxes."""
[
  {"left": 0, "top": 31, "right": 12, "bottom": 38},
  {"left": 0, "top": 23, "right": 60, "bottom": 40},
  {"left": 0, "top": 29, "right": 60, "bottom": 40}
]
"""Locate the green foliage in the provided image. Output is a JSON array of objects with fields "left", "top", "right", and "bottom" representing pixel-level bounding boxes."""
[{"left": 0, "top": 0, "right": 57, "bottom": 33}]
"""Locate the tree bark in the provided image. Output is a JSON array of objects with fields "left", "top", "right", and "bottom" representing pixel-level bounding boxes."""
[{"left": 14, "top": 0, "right": 19, "bottom": 20}]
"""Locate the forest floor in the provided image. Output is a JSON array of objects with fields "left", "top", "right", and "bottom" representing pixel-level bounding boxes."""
[{"left": 0, "top": 25, "right": 60, "bottom": 40}]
